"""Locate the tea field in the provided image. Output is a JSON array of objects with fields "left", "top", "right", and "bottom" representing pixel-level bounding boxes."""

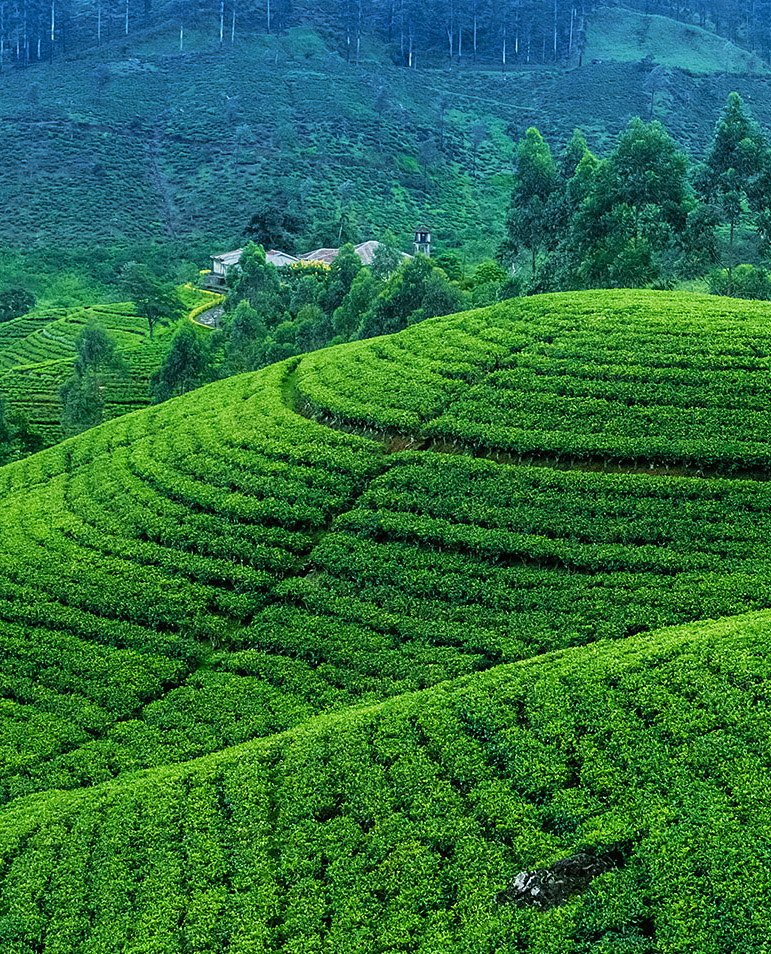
[
  {"left": 2, "top": 288, "right": 771, "bottom": 948},
  {"left": 0, "top": 285, "right": 219, "bottom": 446}
]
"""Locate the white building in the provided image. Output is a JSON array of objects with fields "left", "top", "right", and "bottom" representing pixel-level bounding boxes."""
[{"left": 208, "top": 248, "right": 300, "bottom": 287}]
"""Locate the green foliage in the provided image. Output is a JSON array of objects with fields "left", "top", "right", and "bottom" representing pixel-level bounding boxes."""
[
  {"left": 5, "top": 290, "right": 771, "bottom": 945},
  {"left": 332, "top": 267, "right": 378, "bottom": 338},
  {"left": 707, "top": 263, "right": 771, "bottom": 298},
  {"left": 584, "top": 5, "right": 770, "bottom": 73},
  {"left": 226, "top": 244, "right": 284, "bottom": 325},
  {"left": 359, "top": 255, "right": 465, "bottom": 337},
  {"left": 503, "top": 128, "right": 557, "bottom": 275},
  {"left": 501, "top": 99, "right": 771, "bottom": 291},
  {"left": 324, "top": 243, "right": 362, "bottom": 311},
  {"left": 0, "top": 287, "right": 35, "bottom": 324},
  {"left": 567, "top": 118, "right": 692, "bottom": 287},
  {"left": 0, "top": 288, "right": 216, "bottom": 454},
  {"left": 60, "top": 368, "right": 106, "bottom": 436},
  {"left": 9, "top": 24, "right": 771, "bottom": 293},
  {"left": 74, "top": 321, "right": 119, "bottom": 375},
  {"left": 245, "top": 195, "right": 308, "bottom": 253},
  {"left": 121, "top": 263, "right": 186, "bottom": 339},
  {"left": 60, "top": 323, "right": 126, "bottom": 436},
  {"left": 151, "top": 324, "right": 211, "bottom": 402},
  {"left": 4, "top": 607, "right": 771, "bottom": 949},
  {"left": 699, "top": 91, "right": 767, "bottom": 266},
  {"left": 370, "top": 231, "right": 405, "bottom": 281},
  {"left": 221, "top": 300, "right": 268, "bottom": 374}
]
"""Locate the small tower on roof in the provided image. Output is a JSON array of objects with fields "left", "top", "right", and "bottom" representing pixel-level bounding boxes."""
[{"left": 414, "top": 226, "right": 431, "bottom": 257}]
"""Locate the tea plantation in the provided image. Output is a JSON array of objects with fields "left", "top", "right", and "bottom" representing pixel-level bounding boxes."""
[
  {"left": 0, "top": 285, "right": 219, "bottom": 446},
  {"left": 2, "top": 288, "right": 771, "bottom": 948}
]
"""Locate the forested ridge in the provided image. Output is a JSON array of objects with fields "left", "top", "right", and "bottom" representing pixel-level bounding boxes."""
[{"left": 2, "top": 0, "right": 771, "bottom": 70}]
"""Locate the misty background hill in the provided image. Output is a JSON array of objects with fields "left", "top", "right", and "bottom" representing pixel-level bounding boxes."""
[{"left": 3, "top": 0, "right": 771, "bottom": 294}]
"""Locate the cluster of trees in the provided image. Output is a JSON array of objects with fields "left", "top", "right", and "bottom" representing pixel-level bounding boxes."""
[
  {"left": 501, "top": 92, "right": 771, "bottom": 292},
  {"left": 2, "top": 0, "right": 770, "bottom": 71},
  {"left": 0, "top": 287, "right": 35, "bottom": 323},
  {"left": 59, "top": 321, "right": 126, "bottom": 434},
  {"left": 149, "top": 239, "right": 515, "bottom": 402}
]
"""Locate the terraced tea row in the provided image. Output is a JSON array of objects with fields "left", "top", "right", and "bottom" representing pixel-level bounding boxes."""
[
  {"left": 3, "top": 609, "right": 771, "bottom": 951},
  {"left": 0, "top": 360, "right": 390, "bottom": 801},
  {"left": 277, "top": 453, "right": 771, "bottom": 666},
  {"left": 0, "top": 290, "right": 217, "bottom": 447},
  {"left": 4, "top": 290, "right": 771, "bottom": 803},
  {"left": 298, "top": 290, "right": 771, "bottom": 473}
]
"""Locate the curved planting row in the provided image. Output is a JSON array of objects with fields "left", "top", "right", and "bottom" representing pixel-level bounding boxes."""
[
  {"left": 3, "top": 609, "right": 771, "bottom": 950},
  {"left": 2, "top": 288, "right": 771, "bottom": 813},
  {"left": 0, "top": 293, "right": 213, "bottom": 449},
  {"left": 0, "top": 360, "right": 386, "bottom": 802},
  {"left": 3, "top": 289, "right": 771, "bottom": 947},
  {"left": 296, "top": 290, "right": 771, "bottom": 473}
]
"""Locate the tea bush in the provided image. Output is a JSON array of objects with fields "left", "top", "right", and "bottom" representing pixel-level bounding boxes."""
[{"left": 2, "top": 289, "right": 771, "bottom": 946}]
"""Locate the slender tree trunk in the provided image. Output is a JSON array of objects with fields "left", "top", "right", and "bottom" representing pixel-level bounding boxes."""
[
  {"left": 501, "top": 26, "right": 506, "bottom": 72},
  {"left": 532, "top": 246, "right": 536, "bottom": 275},
  {"left": 97, "top": 0, "right": 101, "bottom": 43},
  {"left": 49, "top": 0, "right": 53, "bottom": 61},
  {"left": 125, "top": 0, "right": 129, "bottom": 34},
  {"left": 729, "top": 217, "right": 735, "bottom": 284},
  {"left": 267, "top": 0, "right": 271, "bottom": 33},
  {"left": 231, "top": 0, "right": 235, "bottom": 43},
  {"left": 219, "top": 0, "right": 224, "bottom": 45},
  {"left": 356, "top": 0, "right": 361, "bottom": 65},
  {"left": 447, "top": 0, "right": 453, "bottom": 63},
  {"left": 473, "top": 13, "right": 477, "bottom": 61}
]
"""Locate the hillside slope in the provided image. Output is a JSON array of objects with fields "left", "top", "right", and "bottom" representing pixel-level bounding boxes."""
[
  {"left": 0, "top": 285, "right": 219, "bottom": 447},
  {"left": 3, "top": 608, "right": 771, "bottom": 949},
  {"left": 585, "top": 5, "right": 770, "bottom": 73},
  {"left": 4, "top": 26, "right": 771, "bottom": 275},
  {"left": 0, "top": 288, "right": 770, "bottom": 789},
  {"left": 3, "top": 289, "right": 771, "bottom": 946}
]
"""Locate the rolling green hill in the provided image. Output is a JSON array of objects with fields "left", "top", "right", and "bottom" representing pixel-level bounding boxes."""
[
  {"left": 4, "top": 608, "right": 771, "bottom": 951},
  {"left": 4, "top": 19, "right": 771, "bottom": 286},
  {"left": 3, "top": 289, "right": 771, "bottom": 947}
]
